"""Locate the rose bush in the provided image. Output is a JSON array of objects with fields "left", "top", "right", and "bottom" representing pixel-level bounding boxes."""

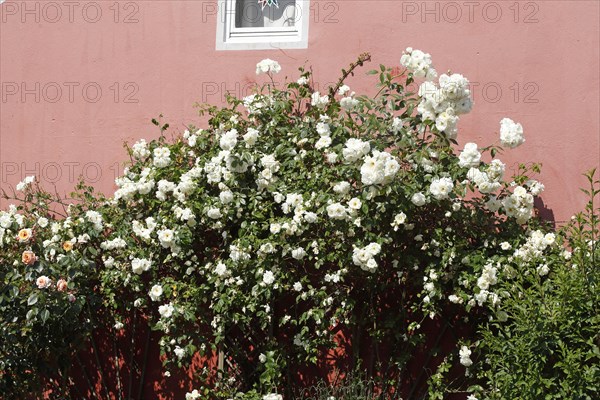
[
  {"left": 1, "top": 48, "right": 596, "bottom": 399},
  {"left": 0, "top": 180, "right": 107, "bottom": 397}
]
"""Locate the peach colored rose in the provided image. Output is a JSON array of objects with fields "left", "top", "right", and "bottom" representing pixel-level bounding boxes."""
[
  {"left": 36, "top": 275, "right": 51, "bottom": 289},
  {"left": 17, "top": 228, "right": 32, "bottom": 242},
  {"left": 21, "top": 250, "right": 37, "bottom": 265},
  {"left": 56, "top": 279, "right": 68, "bottom": 292},
  {"left": 63, "top": 241, "right": 73, "bottom": 252}
]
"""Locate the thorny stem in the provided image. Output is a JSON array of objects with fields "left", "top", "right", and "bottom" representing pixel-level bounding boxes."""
[
  {"left": 329, "top": 53, "right": 372, "bottom": 99},
  {"left": 113, "top": 327, "right": 124, "bottom": 400},
  {"left": 127, "top": 309, "right": 138, "bottom": 400},
  {"left": 75, "top": 353, "right": 99, "bottom": 400},
  {"left": 137, "top": 327, "right": 151, "bottom": 400}
]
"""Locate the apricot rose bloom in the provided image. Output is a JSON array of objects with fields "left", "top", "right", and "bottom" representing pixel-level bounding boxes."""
[
  {"left": 63, "top": 241, "right": 74, "bottom": 252},
  {"left": 21, "top": 250, "right": 37, "bottom": 265},
  {"left": 56, "top": 279, "right": 68, "bottom": 292},
  {"left": 17, "top": 228, "right": 32, "bottom": 242},
  {"left": 36, "top": 276, "right": 52, "bottom": 289}
]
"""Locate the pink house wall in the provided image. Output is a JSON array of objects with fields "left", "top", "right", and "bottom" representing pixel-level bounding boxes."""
[{"left": 1, "top": 0, "right": 598, "bottom": 223}]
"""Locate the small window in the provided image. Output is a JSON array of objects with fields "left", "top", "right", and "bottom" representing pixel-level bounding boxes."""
[{"left": 216, "top": 0, "right": 310, "bottom": 50}]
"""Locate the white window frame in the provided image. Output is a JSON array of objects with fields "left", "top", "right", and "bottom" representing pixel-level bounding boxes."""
[{"left": 216, "top": 0, "right": 310, "bottom": 51}]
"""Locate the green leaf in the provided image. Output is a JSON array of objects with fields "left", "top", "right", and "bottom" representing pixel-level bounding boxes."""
[
  {"left": 27, "top": 293, "right": 38, "bottom": 306},
  {"left": 40, "top": 309, "right": 50, "bottom": 324},
  {"left": 26, "top": 307, "right": 38, "bottom": 320}
]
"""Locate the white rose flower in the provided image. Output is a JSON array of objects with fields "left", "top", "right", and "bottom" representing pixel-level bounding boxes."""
[
  {"left": 340, "top": 96, "right": 359, "bottom": 110},
  {"left": 219, "top": 190, "right": 234, "bottom": 204},
  {"left": 153, "top": 147, "right": 171, "bottom": 168},
  {"left": 429, "top": 177, "right": 454, "bottom": 200},
  {"left": 149, "top": 284, "right": 163, "bottom": 301},
  {"left": 333, "top": 181, "right": 351, "bottom": 195},
  {"left": 291, "top": 247, "right": 307, "bottom": 260},
  {"left": 325, "top": 152, "right": 338, "bottom": 164},
  {"left": 174, "top": 346, "right": 185, "bottom": 359},
  {"left": 297, "top": 76, "right": 309, "bottom": 85},
  {"left": 304, "top": 212, "right": 318, "bottom": 223},
  {"left": 158, "top": 303, "right": 174, "bottom": 318},
  {"left": 270, "top": 223, "right": 281, "bottom": 234},
  {"left": 326, "top": 203, "right": 348, "bottom": 220},
  {"left": 263, "top": 270, "right": 275, "bottom": 285},
  {"left": 256, "top": 58, "right": 281, "bottom": 75},
  {"left": 243, "top": 128, "right": 259, "bottom": 146},
  {"left": 411, "top": 192, "right": 427, "bottom": 206},
  {"left": 215, "top": 262, "right": 228, "bottom": 276},
  {"left": 185, "top": 390, "right": 200, "bottom": 400},
  {"left": 131, "top": 258, "right": 152, "bottom": 274},
  {"left": 219, "top": 129, "right": 238, "bottom": 151},
  {"left": 458, "top": 142, "right": 481, "bottom": 168},
  {"left": 207, "top": 208, "right": 222, "bottom": 220},
  {"left": 348, "top": 198, "right": 362, "bottom": 210},
  {"left": 499, "top": 118, "right": 525, "bottom": 148},
  {"left": 459, "top": 345, "right": 473, "bottom": 367},
  {"left": 342, "top": 138, "right": 370, "bottom": 162},
  {"left": 315, "top": 136, "right": 332, "bottom": 149},
  {"left": 311, "top": 91, "right": 329, "bottom": 109},
  {"left": 338, "top": 84, "right": 350, "bottom": 95},
  {"left": 263, "top": 394, "right": 283, "bottom": 400},
  {"left": 400, "top": 48, "right": 437, "bottom": 81},
  {"left": 157, "top": 229, "right": 175, "bottom": 248}
]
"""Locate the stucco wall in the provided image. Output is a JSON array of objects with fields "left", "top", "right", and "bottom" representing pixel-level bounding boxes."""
[{"left": 1, "top": 0, "right": 598, "bottom": 223}]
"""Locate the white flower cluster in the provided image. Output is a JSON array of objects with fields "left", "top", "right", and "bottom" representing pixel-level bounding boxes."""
[
  {"left": 315, "top": 121, "right": 332, "bottom": 149},
  {"left": 100, "top": 237, "right": 127, "bottom": 250},
  {"left": 499, "top": 118, "right": 525, "bottom": 148},
  {"left": 352, "top": 243, "right": 381, "bottom": 272},
  {"left": 340, "top": 87, "right": 359, "bottom": 111},
  {"left": 525, "top": 179, "right": 545, "bottom": 196},
  {"left": 149, "top": 284, "right": 163, "bottom": 301},
  {"left": 85, "top": 210, "right": 103, "bottom": 231},
  {"left": 158, "top": 302, "right": 174, "bottom": 318},
  {"left": 501, "top": 186, "right": 534, "bottom": 224},
  {"left": 16, "top": 175, "right": 35, "bottom": 191},
  {"left": 244, "top": 94, "right": 274, "bottom": 115},
  {"left": 458, "top": 143, "right": 481, "bottom": 168},
  {"left": 360, "top": 150, "right": 400, "bottom": 186},
  {"left": 514, "top": 230, "right": 556, "bottom": 262},
  {"left": 157, "top": 228, "right": 177, "bottom": 251},
  {"left": 131, "top": 257, "right": 152, "bottom": 274},
  {"left": 153, "top": 147, "right": 171, "bottom": 168},
  {"left": 342, "top": 138, "right": 371, "bottom": 162},
  {"left": 477, "top": 262, "right": 498, "bottom": 291},
  {"left": 185, "top": 390, "right": 201, "bottom": 400},
  {"left": 429, "top": 177, "right": 454, "bottom": 200},
  {"left": 220, "top": 129, "right": 238, "bottom": 151},
  {"left": 459, "top": 345, "right": 473, "bottom": 367},
  {"left": 132, "top": 217, "right": 157, "bottom": 240},
  {"left": 391, "top": 212, "right": 407, "bottom": 231},
  {"left": 311, "top": 91, "right": 329, "bottom": 109},
  {"left": 417, "top": 72, "right": 473, "bottom": 139},
  {"left": 256, "top": 58, "right": 281, "bottom": 75},
  {"left": 114, "top": 168, "right": 156, "bottom": 201},
  {"left": 132, "top": 139, "right": 150, "bottom": 159},
  {"left": 244, "top": 127, "right": 260, "bottom": 147},
  {"left": 400, "top": 47, "right": 438, "bottom": 81},
  {"left": 263, "top": 394, "right": 283, "bottom": 400},
  {"left": 467, "top": 159, "right": 505, "bottom": 194},
  {"left": 258, "top": 154, "right": 280, "bottom": 189}
]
